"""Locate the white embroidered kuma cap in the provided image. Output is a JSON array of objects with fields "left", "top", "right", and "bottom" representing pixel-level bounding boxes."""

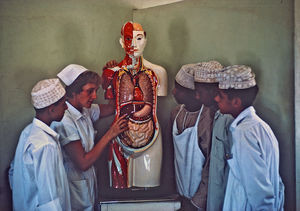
[
  {"left": 217, "top": 65, "right": 256, "bottom": 89},
  {"left": 57, "top": 64, "right": 88, "bottom": 86},
  {"left": 31, "top": 78, "right": 66, "bottom": 109},
  {"left": 175, "top": 63, "right": 196, "bottom": 90},
  {"left": 194, "top": 61, "right": 223, "bottom": 83}
]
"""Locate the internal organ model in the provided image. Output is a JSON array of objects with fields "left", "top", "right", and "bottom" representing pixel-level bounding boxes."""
[
  {"left": 118, "top": 68, "right": 157, "bottom": 148},
  {"left": 102, "top": 21, "right": 167, "bottom": 188}
]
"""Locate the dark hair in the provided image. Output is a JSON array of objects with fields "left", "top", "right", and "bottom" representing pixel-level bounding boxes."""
[
  {"left": 65, "top": 71, "right": 101, "bottom": 98},
  {"left": 223, "top": 85, "right": 259, "bottom": 108}
]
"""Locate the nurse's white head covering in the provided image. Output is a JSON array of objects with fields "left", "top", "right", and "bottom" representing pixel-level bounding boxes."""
[
  {"left": 217, "top": 65, "right": 256, "bottom": 89},
  {"left": 175, "top": 64, "right": 196, "bottom": 90},
  {"left": 194, "top": 61, "right": 223, "bottom": 83},
  {"left": 57, "top": 64, "right": 88, "bottom": 86},
  {"left": 31, "top": 78, "right": 66, "bottom": 109}
]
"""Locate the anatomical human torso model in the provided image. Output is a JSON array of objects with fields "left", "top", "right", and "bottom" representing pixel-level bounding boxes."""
[{"left": 102, "top": 22, "right": 167, "bottom": 188}]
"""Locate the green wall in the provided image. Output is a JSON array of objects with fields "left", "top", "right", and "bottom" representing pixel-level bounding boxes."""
[
  {"left": 133, "top": 0, "right": 295, "bottom": 209},
  {"left": 0, "top": 0, "right": 132, "bottom": 210},
  {"left": 0, "top": 0, "right": 296, "bottom": 210}
]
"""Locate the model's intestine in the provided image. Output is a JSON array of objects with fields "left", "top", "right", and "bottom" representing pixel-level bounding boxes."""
[{"left": 118, "top": 71, "right": 155, "bottom": 148}]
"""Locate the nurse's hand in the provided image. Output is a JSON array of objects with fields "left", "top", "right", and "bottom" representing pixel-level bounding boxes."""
[{"left": 108, "top": 115, "right": 128, "bottom": 138}]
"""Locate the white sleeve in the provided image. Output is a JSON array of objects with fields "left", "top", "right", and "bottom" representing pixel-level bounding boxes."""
[
  {"left": 52, "top": 120, "right": 80, "bottom": 146},
  {"left": 234, "top": 128, "right": 275, "bottom": 210},
  {"left": 30, "top": 143, "right": 63, "bottom": 210},
  {"left": 89, "top": 104, "right": 100, "bottom": 122}
]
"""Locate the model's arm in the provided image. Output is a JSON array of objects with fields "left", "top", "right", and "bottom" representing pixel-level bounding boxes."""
[
  {"left": 143, "top": 58, "right": 168, "bottom": 96},
  {"left": 99, "top": 59, "right": 118, "bottom": 118},
  {"left": 64, "top": 115, "right": 128, "bottom": 171},
  {"left": 234, "top": 129, "right": 275, "bottom": 210}
]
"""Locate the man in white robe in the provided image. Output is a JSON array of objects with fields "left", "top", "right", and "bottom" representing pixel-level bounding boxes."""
[
  {"left": 10, "top": 78, "right": 71, "bottom": 211},
  {"left": 215, "top": 65, "right": 284, "bottom": 211}
]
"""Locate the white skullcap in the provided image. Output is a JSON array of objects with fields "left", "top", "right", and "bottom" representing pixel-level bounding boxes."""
[
  {"left": 57, "top": 64, "right": 88, "bottom": 86},
  {"left": 194, "top": 61, "right": 223, "bottom": 83},
  {"left": 31, "top": 78, "right": 66, "bottom": 109},
  {"left": 217, "top": 65, "right": 256, "bottom": 89},
  {"left": 175, "top": 64, "right": 196, "bottom": 90}
]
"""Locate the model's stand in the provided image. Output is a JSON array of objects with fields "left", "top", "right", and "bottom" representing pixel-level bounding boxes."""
[{"left": 98, "top": 194, "right": 180, "bottom": 211}]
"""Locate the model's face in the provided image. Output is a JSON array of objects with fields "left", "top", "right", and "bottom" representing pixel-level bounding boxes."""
[
  {"left": 122, "top": 22, "right": 134, "bottom": 56},
  {"left": 214, "top": 89, "right": 234, "bottom": 114},
  {"left": 121, "top": 22, "right": 146, "bottom": 57},
  {"left": 52, "top": 96, "right": 67, "bottom": 122},
  {"left": 132, "top": 31, "right": 146, "bottom": 57},
  {"left": 75, "top": 83, "right": 99, "bottom": 109}
]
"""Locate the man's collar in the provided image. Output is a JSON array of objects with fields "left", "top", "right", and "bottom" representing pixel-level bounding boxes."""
[
  {"left": 33, "top": 118, "right": 59, "bottom": 140},
  {"left": 230, "top": 106, "right": 256, "bottom": 130}
]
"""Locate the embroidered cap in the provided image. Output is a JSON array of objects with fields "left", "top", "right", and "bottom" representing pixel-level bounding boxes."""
[
  {"left": 217, "top": 65, "right": 256, "bottom": 89},
  {"left": 194, "top": 61, "right": 223, "bottom": 83},
  {"left": 57, "top": 64, "right": 88, "bottom": 86},
  {"left": 31, "top": 78, "right": 66, "bottom": 109},
  {"left": 175, "top": 64, "right": 196, "bottom": 90}
]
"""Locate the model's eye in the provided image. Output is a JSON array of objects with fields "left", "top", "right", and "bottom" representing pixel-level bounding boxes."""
[
  {"left": 137, "top": 37, "right": 142, "bottom": 40},
  {"left": 125, "top": 36, "right": 132, "bottom": 41}
]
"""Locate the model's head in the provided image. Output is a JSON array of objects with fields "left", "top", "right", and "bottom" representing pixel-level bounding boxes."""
[{"left": 120, "top": 21, "right": 147, "bottom": 58}]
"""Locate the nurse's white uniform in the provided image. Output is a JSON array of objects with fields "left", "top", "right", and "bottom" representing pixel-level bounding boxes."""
[{"left": 53, "top": 102, "right": 100, "bottom": 211}]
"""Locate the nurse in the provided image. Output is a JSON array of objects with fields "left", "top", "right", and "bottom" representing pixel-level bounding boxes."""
[
  {"left": 54, "top": 64, "right": 128, "bottom": 210},
  {"left": 215, "top": 65, "right": 285, "bottom": 210},
  {"left": 10, "top": 79, "right": 71, "bottom": 210}
]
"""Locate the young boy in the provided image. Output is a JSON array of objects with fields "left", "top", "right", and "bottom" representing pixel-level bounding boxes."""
[
  {"left": 193, "top": 61, "right": 234, "bottom": 211},
  {"left": 54, "top": 64, "right": 128, "bottom": 210},
  {"left": 215, "top": 65, "right": 284, "bottom": 210},
  {"left": 10, "top": 79, "right": 71, "bottom": 210},
  {"left": 171, "top": 62, "right": 219, "bottom": 210}
]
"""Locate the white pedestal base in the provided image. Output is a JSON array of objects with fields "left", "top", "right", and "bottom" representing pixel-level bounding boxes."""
[{"left": 98, "top": 198, "right": 181, "bottom": 211}]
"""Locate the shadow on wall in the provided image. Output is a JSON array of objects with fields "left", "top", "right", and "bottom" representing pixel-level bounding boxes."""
[
  {"left": 235, "top": 50, "right": 262, "bottom": 78},
  {"left": 235, "top": 50, "right": 283, "bottom": 137},
  {"left": 168, "top": 16, "right": 188, "bottom": 74},
  {"left": 254, "top": 99, "right": 287, "bottom": 184},
  {"left": 58, "top": 22, "right": 86, "bottom": 62}
]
